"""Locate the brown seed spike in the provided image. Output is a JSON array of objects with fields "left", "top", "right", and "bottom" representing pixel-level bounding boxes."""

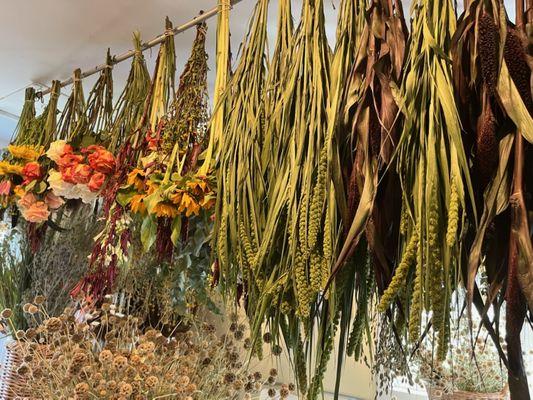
[
  {"left": 504, "top": 26, "right": 533, "bottom": 111},
  {"left": 478, "top": 12, "right": 499, "bottom": 95},
  {"left": 476, "top": 100, "right": 498, "bottom": 188},
  {"left": 369, "top": 107, "right": 381, "bottom": 159}
]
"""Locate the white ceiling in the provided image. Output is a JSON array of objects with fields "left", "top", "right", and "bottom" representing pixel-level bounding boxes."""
[{"left": 0, "top": 0, "right": 515, "bottom": 146}]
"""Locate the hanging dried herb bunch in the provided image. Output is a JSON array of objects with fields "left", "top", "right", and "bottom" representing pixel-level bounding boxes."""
[
  {"left": 57, "top": 68, "right": 86, "bottom": 143},
  {"left": 391, "top": 0, "right": 476, "bottom": 361},
  {"left": 161, "top": 22, "right": 209, "bottom": 157}
]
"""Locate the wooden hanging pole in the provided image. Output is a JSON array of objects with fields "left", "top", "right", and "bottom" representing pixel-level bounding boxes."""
[{"left": 36, "top": 0, "right": 244, "bottom": 98}]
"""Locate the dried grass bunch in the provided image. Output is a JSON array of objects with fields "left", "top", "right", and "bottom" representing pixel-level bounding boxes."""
[{"left": 1, "top": 297, "right": 294, "bottom": 400}]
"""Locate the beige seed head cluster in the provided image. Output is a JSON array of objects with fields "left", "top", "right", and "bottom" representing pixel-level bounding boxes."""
[{"left": 4, "top": 299, "right": 295, "bottom": 400}]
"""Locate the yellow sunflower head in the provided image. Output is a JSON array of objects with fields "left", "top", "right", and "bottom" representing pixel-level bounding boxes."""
[
  {"left": 127, "top": 169, "right": 146, "bottom": 191},
  {"left": 8, "top": 145, "right": 43, "bottom": 161},
  {"left": 130, "top": 194, "right": 147, "bottom": 215},
  {"left": 186, "top": 179, "right": 209, "bottom": 196},
  {"left": 0, "top": 161, "right": 24, "bottom": 176},
  {"left": 178, "top": 192, "right": 201, "bottom": 217},
  {"left": 153, "top": 201, "right": 180, "bottom": 219}
]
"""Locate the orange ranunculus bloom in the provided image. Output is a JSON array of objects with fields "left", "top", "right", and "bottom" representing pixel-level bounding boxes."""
[
  {"left": 86, "top": 145, "right": 116, "bottom": 174},
  {"left": 21, "top": 201, "right": 50, "bottom": 223},
  {"left": 71, "top": 164, "right": 92, "bottom": 184},
  {"left": 130, "top": 194, "right": 147, "bottom": 214},
  {"left": 44, "top": 192, "right": 64, "bottom": 210},
  {"left": 22, "top": 162, "right": 42, "bottom": 183},
  {"left": 57, "top": 153, "right": 83, "bottom": 170},
  {"left": 153, "top": 202, "right": 180, "bottom": 218},
  {"left": 60, "top": 166, "right": 77, "bottom": 184},
  {"left": 127, "top": 169, "right": 146, "bottom": 191},
  {"left": 178, "top": 192, "right": 201, "bottom": 217},
  {"left": 88, "top": 172, "right": 106, "bottom": 193}
]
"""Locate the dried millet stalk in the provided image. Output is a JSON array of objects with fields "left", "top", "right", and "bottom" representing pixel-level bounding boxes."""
[
  {"left": 307, "top": 319, "right": 336, "bottom": 400},
  {"left": 409, "top": 221, "right": 424, "bottom": 341},
  {"left": 298, "top": 188, "right": 310, "bottom": 254},
  {"left": 319, "top": 202, "right": 333, "bottom": 290},
  {"left": 478, "top": 12, "right": 499, "bottom": 95},
  {"left": 295, "top": 246, "right": 311, "bottom": 317},
  {"left": 308, "top": 147, "right": 327, "bottom": 253},
  {"left": 309, "top": 250, "right": 323, "bottom": 294},
  {"left": 446, "top": 176, "right": 460, "bottom": 246},
  {"left": 347, "top": 255, "right": 371, "bottom": 358},
  {"left": 378, "top": 227, "right": 419, "bottom": 312},
  {"left": 295, "top": 334, "right": 308, "bottom": 395}
]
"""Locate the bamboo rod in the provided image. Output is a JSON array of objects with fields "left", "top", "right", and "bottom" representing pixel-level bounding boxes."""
[{"left": 36, "top": 0, "right": 244, "bottom": 98}]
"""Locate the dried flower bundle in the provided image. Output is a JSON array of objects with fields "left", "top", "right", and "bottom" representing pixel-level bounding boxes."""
[{"left": 1, "top": 298, "right": 295, "bottom": 400}]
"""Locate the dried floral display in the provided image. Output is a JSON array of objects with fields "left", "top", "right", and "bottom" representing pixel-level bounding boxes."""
[
  {"left": 119, "top": 59, "right": 214, "bottom": 254},
  {"left": 210, "top": 0, "right": 532, "bottom": 398},
  {"left": 416, "top": 318, "right": 507, "bottom": 396},
  {"left": 78, "top": 28, "right": 170, "bottom": 299},
  {"left": 0, "top": 298, "right": 296, "bottom": 400},
  {"left": 0, "top": 0, "right": 530, "bottom": 398}
]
